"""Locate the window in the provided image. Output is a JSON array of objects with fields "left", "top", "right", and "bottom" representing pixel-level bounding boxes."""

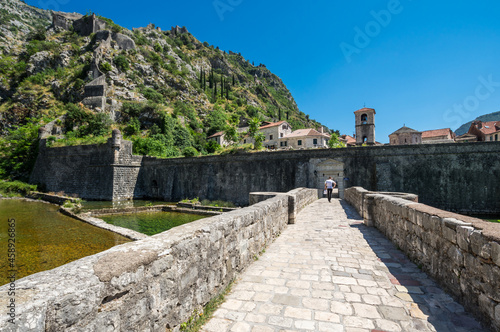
[
  {"left": 284, "top": 141, "right": 288, "bottom": 146},
  {"left": 280, "top": 142, "right": 283, "bottom": 147},
  {"left": 270, "top": 135, "right": 273, "bottom": 140},
  {"left": 282, "top": 124, "right": 287, "bottom": 130},
  {"left": 361, "top": 114, "right": 367, "bottom": 124},
  {"left": 298, "top": 140, "right": 302, "bottom": 146},
  {"left": 313, "top": 139, "right": 318, "bottom": 145},
  {"left": 496, "top": 134, "right": 499, "bottom": 141},
  {"left": 280, "top": 133, "right": 283, "bottom": 138}
]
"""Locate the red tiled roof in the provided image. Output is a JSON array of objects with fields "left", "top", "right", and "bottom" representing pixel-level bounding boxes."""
[
  {"left": 207, "top": 131, "right": 224, "bottom": 139},
  {"left": 477, "top": 121, "right": 500, "bottom": 135},
  {"left": 340, "top": 134, "right": 356, "bottom": 144},
  {"left": 354, "top": 107, "right": 376, "bottom": 114},
  {"left": 389, "top": 126, "right": 420, "bottom": 135},
  {"left": 283, "top": 128, "right": 330, "bottom": 138},
  {"left": 259, "top": 120, "right": 287, "bottom": 130},
  {"left": 421, "top": 128, "right": 453, "bottom": 138}
]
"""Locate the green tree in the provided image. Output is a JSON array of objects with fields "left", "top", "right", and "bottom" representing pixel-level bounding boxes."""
[
  {"left": 205, "top": 107, "right": 228, "bottom": 136},
  {"left": 206, "top": 140, "right": 221, "bottom": 153},
  {"left": 0, "top": 120, "right": 40, "bottom": 181},
  {"left": 173, "top": 124, "right": 194, "bottom": 150},
  {"left": 248, "top": 117, "right": 261, "bottom": 137},
  {"left": 328, "top": 132, "right": 346, "bottom": 148},
  {"left": 254, "top": 132, "right": 265, "bottom": 150},
  {"left": 224, "top": 125, "right": 239, "bottom": 144},
  {"left": 124, "top": 117, "right": 141, "bottom": 136}
]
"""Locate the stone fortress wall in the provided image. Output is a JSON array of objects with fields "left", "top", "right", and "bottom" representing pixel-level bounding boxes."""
[
  {"left": 31, "top": 135, "right": 500, "bottom": 214},
  {"left": 345, "top": 186, "right": 500, "bottom": 331},
  {"left": 0, "top": 188, "right": 317, "bottom": 331}
]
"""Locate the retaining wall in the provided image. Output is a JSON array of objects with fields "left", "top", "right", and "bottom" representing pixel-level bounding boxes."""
[
  {"left": 345, "top": 187, "right": 500, "bottom": 331},
  {"left": 0, "top": 188, "right": 317, "bottom": 331},
  {"left": 30, "top": 136, "right": 500, "bottom": 214}
]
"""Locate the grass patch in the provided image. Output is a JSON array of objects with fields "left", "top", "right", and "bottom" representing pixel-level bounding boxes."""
[
  {"left": 0, "top": 180, "right": 37, "bottom": 197},
  {"left": 487, "top": 219, "right": 500, "bottom": 223},
  {"left": 200, "top": 199, "right": 235, "bottom": 208},
  {"left": 179, "top": 280, "right": 234, "bottom": 332},
  {"left": 48, "top": 134, "right": 110, "bottom": 147}
]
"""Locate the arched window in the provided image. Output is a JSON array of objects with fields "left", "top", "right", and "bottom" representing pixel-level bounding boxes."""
[
  {"left": 361, "top": 114, "right": 368, "bottom": 124},
  {"left": 363, "top": 136, "right": 368, "bottom": 144}
]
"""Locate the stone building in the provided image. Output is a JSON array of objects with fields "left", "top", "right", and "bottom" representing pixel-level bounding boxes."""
[
  {"left": 339, "top": 134, "right": 356, "bottom": 147},
  {"left": 389, "top": 126, "right": 422, "bottom": 145},
  {"left": 354, "top": 107, "right": 376, "bottom": 145},
  {"left": 207, "top": 131, "right": 230, "bottom": 147},
  {"left": 467, "top": 120, "right": 500, "bottom": 142},
  {"left": 421, "top": 128, "right": 455, "bottom": 144},
  {"left": 281, "top": 128, "right": 330, "bottom": 149},
  {"left": 455, "top": 133, "right": 478, "bottom": 143},
  {"left": 241, "top": 121, "right": 293, "bottom": 148}
]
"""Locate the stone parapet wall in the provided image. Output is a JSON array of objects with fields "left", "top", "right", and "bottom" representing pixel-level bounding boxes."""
[
  {"left": 345, "top": 187, "right": 500, "bottom": 331},
  {"left": 0, "top": 188, "right": 316, "bottom": 331},
  {"left": 249, "top": 188, "right": 318, "bottom": 224}
]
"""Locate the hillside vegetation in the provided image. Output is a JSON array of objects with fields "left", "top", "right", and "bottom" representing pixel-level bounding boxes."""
[{"left": 0, "top": 0, "right": 330, "bottom": 182}]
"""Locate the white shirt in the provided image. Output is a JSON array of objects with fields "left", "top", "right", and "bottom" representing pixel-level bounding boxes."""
[{"left": 325, "top": 179, "right": 335, "bottom": 189}]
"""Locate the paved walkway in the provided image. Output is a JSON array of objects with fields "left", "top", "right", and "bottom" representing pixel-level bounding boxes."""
[{"left": 202, "top": 198, "right": 486, "bottom": 332}]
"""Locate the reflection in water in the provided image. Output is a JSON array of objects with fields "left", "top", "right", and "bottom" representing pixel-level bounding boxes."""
[
  {"left": 0, "top": 199, "right": 130, "bottom": 285},
  {"left": 100, "top": 211, "right": 206, "bottom": 236}
]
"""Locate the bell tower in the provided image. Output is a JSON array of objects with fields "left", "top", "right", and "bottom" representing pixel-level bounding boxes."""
[{"left": 354, "top": 107, "right": 376, "bottom": 145}]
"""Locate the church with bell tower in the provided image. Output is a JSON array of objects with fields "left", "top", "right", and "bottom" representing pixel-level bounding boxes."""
[{"left": 354, "top": 107, "right": 376, "bottom": 145}]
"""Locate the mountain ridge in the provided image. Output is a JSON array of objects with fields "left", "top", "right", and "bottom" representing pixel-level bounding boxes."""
[
  {"left": 0, "top": 0, "right": 328, "bottom": 147},
  {"left": 454, "top": 110, "right": 500, "bottom": 136}
]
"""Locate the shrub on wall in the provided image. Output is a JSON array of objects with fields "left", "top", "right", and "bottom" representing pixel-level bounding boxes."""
[
  {"left": 182, "top": 146, "right": 198, "bottom": 157},
  {"left": 113, "top": 55, "right": 129, "bottom": 72}
]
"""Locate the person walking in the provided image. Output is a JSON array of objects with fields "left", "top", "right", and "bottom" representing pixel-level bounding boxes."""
[{"left": 324, "top": 176, "right": 336, "bottom": 203}]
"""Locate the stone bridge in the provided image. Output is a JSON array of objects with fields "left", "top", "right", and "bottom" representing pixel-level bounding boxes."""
[{"left": 0, "top": 188, "right": 498, "bottom": 331}]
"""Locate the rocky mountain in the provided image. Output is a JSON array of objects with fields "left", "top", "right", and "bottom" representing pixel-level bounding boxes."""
[
  {"left": 0, "top": 0, "right": 330, "bottom": 180},
  {"left": 455, "top": 111, "right": 500, "bottom": 136}
]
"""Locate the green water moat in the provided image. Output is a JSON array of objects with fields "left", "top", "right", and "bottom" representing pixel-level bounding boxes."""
[
  {"left": 81, "top": 199, "right": 173, "bottom": 211},
  {"left": 0, "top": 199, "right": 131, "bottom": 286},
  {"left": 100, "top": 211, "right": 207, "bottom": 236}
]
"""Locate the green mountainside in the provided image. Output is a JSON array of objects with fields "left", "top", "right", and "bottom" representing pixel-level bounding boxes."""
[
  {"left": 0, "top": 0, "right": 330, "bottom": 181},
  {"left": 455, "top": 111, "right": 500, "bottom": 136}
]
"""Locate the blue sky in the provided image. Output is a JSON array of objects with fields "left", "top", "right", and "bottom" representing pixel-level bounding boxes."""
[{"left": 27, "top": 0, "right": 500, "bottom": 143}]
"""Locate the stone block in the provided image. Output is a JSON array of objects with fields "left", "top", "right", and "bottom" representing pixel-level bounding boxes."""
[
  {"left": 443, "top": 226, "right": 457, "bottom": 244},
  {"left": 422, "top": 213, "right": 433, "bottom": 230},
  {"left": 492, "top": 241, "right": 500, "bottom": 267},
  {"left": 478, "top": 294, "right": 495, "bottom": 319},
  {"left": 447, "top": 245, "right": 464, "bottom": 267},
  {"left": 470, "top": 231, "right": 486, "bottom": 257},
  {"left": 430, "top": 215, "right": 441, "bottom": 233},
  {"left": 457, "top": 226, "right": 474, "bottom": 251}
]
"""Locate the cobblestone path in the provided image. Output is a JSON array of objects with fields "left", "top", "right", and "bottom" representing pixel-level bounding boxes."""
[{"left": 202, "top": 198, "right": 486, "bottom": 332}]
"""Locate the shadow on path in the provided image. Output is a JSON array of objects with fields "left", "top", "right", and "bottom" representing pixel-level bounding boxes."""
[{"left": 338, "top": 200, "right": 488, "bottom": 332}]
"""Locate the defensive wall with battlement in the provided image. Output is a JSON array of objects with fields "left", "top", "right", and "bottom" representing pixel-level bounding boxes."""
[{"left": 30, "top": 131, "right": 500, "bottom": 215}]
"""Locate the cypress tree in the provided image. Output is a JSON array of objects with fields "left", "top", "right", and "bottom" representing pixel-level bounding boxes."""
[
  {"left": 220, "top": 77, "right": 224, "bottom": 98},
  {"left": 232, "top": 74, "right": 235, "bottom": 86},
  {"left": 226, "top": 84, "right": 229, "bottom": 99}
]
